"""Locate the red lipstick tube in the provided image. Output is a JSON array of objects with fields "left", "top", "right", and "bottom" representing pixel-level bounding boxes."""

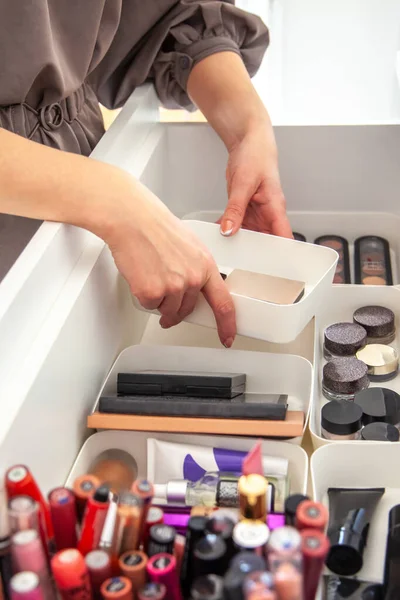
[
  {"left": 78, "top": 486, "right": 110, "bottom": 556},
  {"left": 147, "top": 554, "right": 182, "bottom": 600},
  {"left": 6, "top": 466, "right": 54, "bottom": 542},
  {"left": 131, "top": 480, "right": 154, "bottom": 547},
  {"left": 73, "top": 476, "right": 101, "bottom": 523},
  {"left": 295, "top": 501, "right": 328, "bottom": 532},
  {"left": 85, "top": 550, "right": 112, "bottom": 600},
  {"left": 51, "top": 549, "right": 92, "bottom": 600},
  {"left": 301, "top": 529, "right": 330, "bottom": 600},
  {"left": 48, "top": 488, "right": 78, "bottom": 551}
]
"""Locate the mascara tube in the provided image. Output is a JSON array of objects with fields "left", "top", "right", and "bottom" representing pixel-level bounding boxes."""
[
  {"left": 193, "top": 534, "right": 227, "bottom": 579},
  {"left": 295, "top": 501, "right": 328, "bottom": 532},
  {"left": 115, "top": 492, "right": 142, "bottom": 555},
  {"left": 118, "top": 551, "right": 148, "bottom": 595},
  {"left": 180, "top": 517, "right": 207, "bottom": 597},
  {"left": 384, "top": 504, "right": 400, "bottom": 599},
  {"left": 301, "top": 529, "right": 330, "bottom": 600}
]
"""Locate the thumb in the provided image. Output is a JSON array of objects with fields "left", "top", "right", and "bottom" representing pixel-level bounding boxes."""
[{"left": 220, "top": 174, "right": 257, "bottom": 236}]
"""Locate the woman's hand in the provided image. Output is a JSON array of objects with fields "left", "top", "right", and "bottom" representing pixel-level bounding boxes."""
[
  {"left": 220, "top": 125, "right": 293, "bottom": 238},
  {"left": 99, "top": 176, "right": 237, "bottom": 347},
  {"left": 0, "top": 129, "right": 236, "bottom": 347},
  {"left": 187, "top": 52, "right": 293, "bottom": 239}
]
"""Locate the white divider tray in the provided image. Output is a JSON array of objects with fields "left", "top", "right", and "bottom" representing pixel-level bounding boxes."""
[
  {"left": 309, "top": 285, "right": 400, "bottom": 448},
  {"left": 91, "top": 344, "right": 313, "bottom": 444},
  {"left": 311, "top": 443, "right": 400, "bottom": 587},
  {"left": 66, "top": 430, "right": 309, "bottom": 497},
  {"left": 131, "top": 220, "right": 338, "bottom": 344}
]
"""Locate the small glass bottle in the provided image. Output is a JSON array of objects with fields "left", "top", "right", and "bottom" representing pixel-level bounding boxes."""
[
  {"left": 153, "top": 472, "right": 287, "bottom": 513},
  {"left": 321, "top": 400, "right": 363, "bottom": 440},
  {"left": 323, "top": 322, "right": 367, "bottom": 360},
  {"left": 322, "top": 357, "right": 369, "bottom": 401}
]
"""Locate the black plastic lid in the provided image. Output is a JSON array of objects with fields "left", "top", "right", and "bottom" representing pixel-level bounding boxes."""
[
  {"left": 326, "top": 509, "right": 367, "bottom": 576},
  {"left": 190, "top": 575, "right": 223, "bottom": 600},
  {"left": 149, "top": 524, "right": 176, "bottom": 544},
  {"left": 361, "top": 422, "right": 400, "bottom": 442},
  {"left": 284, "top": 494, "right": 310, "bottom": 526},
  {"left": 362, "top": 584, "right": 384, "bottom": 600},
  {"left": 205, "top": 515, "right": 235, "bottom": 541},
  {"left": 355, "top": 388, "right": 400, "bottom": 426},
  {"left": 93, "top": 485, "right": 110, "bottom": 503},
  {"left": 321, "top": 400, "right": 363, "bottom": 435},
  {"left": 188, "top": 516, "right": 208, "bottom": 534}
]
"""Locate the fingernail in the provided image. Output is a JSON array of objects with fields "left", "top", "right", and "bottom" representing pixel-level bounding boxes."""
[
  {"left": 223, "top": 337, "right": 234, "bottom": 348},
  {"left": 221, "top": 220, "right": 233, "bottom": 236}
]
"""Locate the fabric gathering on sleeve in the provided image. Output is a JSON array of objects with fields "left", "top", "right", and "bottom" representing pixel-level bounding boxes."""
[{"left": 91, "top": 0, "right": 270, "bottom": 111}]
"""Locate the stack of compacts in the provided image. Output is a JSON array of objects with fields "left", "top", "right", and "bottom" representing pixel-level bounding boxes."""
[
  {"left": 293, "top": 234, "right": 393, "bottom": 286},
  {"left": 0, "top": 446, "right": 334, "bottom": 600},
  {"left": 320, "top": 305, "right": 400, "bottom": 442},
  {"left": 98, "top": 371, "right": 304, "bottom": 437}
]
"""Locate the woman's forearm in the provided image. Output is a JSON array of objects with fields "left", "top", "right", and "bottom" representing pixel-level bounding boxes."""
[
  {"left": 0, "top": 128, "right": 136, "bottom": 238},
  {"left": 187, "top": 51, "right": 274, "bottom": 151}
]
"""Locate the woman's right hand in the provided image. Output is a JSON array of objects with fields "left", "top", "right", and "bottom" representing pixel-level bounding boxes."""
[{"left": 97, "top": 172, "right": 237, "bottom": 348}]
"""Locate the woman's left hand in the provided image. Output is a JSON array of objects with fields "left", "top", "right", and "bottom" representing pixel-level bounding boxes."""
[{"left": 219, "top": 124, "right": 293, "bottom": 238}]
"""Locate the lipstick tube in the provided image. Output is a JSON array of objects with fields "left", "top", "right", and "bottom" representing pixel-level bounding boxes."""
[
  {"left": 118, "top": 552, "right": 147, "bottom": 595},
  {"left": 9, "top": 572, "right": 44, "bottom": 600},
  {"left": 243, "top": 571, "right": 277, "bottom": 600},
  {"left": 8, "top": 497, "right": 40, "bottom": 534},
  {"left": 100, "top": 577, "right": 133, "bottom": 600},
  {"left": 5, "top": 467, "right": 54, "bottom": 542},
  {"left": 193, "top": 534, "right": 228, "bottom": 579},
  {"left": 115, "top": 493, "right": 142, "bottom": 556},
  {"left": 78, "top": 486, "right": 110, "bottom": 556},
  {"left": 73, "top": 475, "right": 101, "bottom": 523},
  {"left": 295, "top": 501, "right": 328, "bottom": 532},
  {"left": 180, "top": 517, "right": 208, "bottom": 597},
  {"left": 147, "top": 526, "right": 176, "bottom": 558},
  {"left": 301, "top": 529, "right": 330, "bottom": 600},
  {"left": 11, "top": 530, "right": 53, "bottom": 600},
  {"left": 51, "top": 549, "right": 92, "bottom": 600},
  {"left": 99, "top": 494, "right": 119, "bottom": 562},
  {"left": 238, "top": 475, "right": 268, "bottom": 522},
  {"left": 131, "top": 481, "right": 154, "bottom": 548},
  {"left": 137, "top": 584, "right": 166, "bottom": 600},
  {"left": 48, "top": 488, "right": 78, "bottom": 551},
  {"left": 85, "top": 551, "right": 112, "bottom": 600},
  {"left": 147, "top": 554, "right": 182, "bottom": 600},
  {"left": 143, "top": 509, "right": 164, "bottom": 551}
]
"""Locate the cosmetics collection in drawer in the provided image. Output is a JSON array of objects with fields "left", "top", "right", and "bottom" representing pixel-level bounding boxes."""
[
  {"left": 88, "top": 345, "right": 313, "bottom": 443},
  {"left": 309, "top": 286, "right": 400, "bottom": 446},
  {"left": 312, "top": 443, "right": 400, "bottom": 599}
]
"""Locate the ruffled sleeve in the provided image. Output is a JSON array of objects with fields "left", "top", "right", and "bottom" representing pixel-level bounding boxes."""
[{"left": 91, "top": 0, "right": 269, "bottom": 110}]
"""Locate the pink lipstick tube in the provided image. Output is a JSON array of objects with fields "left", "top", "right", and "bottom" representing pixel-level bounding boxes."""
[
  {"left": 9, "top": 572, "right": 44, "bottom": 600},
  {"left": 146, "top": 554, "right": 182, "bottom": 600},
  {"left": 11, "top": 531, "right": 52, "bottom": 600}
]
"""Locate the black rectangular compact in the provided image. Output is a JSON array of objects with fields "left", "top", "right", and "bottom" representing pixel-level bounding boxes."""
[
  {"left": 117, "top": 370, "right": 246, "bottom": 399},
  {"left": 99, "top": 393, "right": 288, "bottom": 420}
]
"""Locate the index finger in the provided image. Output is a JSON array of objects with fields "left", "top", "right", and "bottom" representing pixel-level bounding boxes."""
[{"left": 202, "top": 268, "right": 236, "bottom": 347}]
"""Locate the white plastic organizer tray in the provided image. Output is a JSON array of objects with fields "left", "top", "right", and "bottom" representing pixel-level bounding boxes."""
[
  {"left": 66, "top": 430, "right": 309, "bottom": 497},
  {"left": 310, "top": 285, "right": 400, "bottom": 449},
  {"left": 89, "top": 344, "right": 313, "bottom": 444},
  {"left": 183, "top": 210, "right": 400, "bottom": 285},
  {"left": 311, "top": 443, "right": 400, "bottom": 586},
  {"left": 132, "top": 220, "right": 338, "bottom": 344}
]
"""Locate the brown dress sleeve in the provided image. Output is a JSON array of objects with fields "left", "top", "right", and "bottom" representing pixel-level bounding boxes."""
[{"left": 91, "top": 0, "right": 269, "bottom": 111}]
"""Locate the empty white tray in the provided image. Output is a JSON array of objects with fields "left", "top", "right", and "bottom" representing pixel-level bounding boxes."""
[{"left": 132, "top": 220, "right": 338, "bottom": 344}]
